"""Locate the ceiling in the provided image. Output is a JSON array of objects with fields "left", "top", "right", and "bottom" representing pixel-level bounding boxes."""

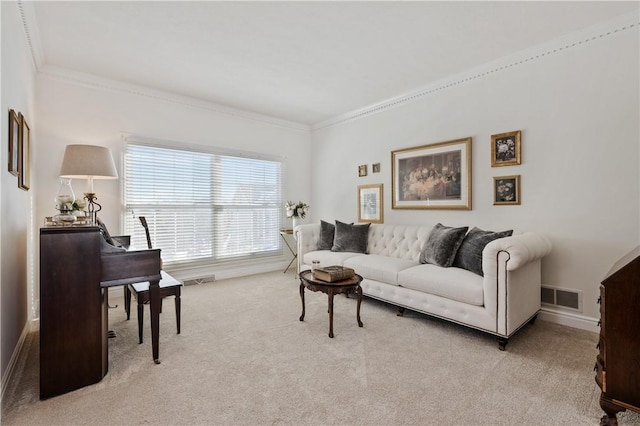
[{"left": 29, "top": 1, "right": 639, "bottom": 126}]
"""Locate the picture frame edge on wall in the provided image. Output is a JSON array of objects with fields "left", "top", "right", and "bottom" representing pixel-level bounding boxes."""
[
  {"left": 18, "top": 113, "right": 31, "bottom": 191},
  {"left": 391, "top": 137, "right": 472, "bottom": 210},
  {"left": 357, "top": 183, "right": 383, "bottom": 224},
  {"left": 491, "top": 130, "right": 521, "bottom": 167},
  {"left": 8, "top": 109, "right": 20, "bottom": 176},
  {"left": 493, "top": 174, "right": 521, "bottom": 205}
]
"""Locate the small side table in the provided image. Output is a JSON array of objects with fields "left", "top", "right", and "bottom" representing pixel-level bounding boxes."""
[
  {"left": 298, "top": 270, "right": 364, "bottom": 338},
  {"left": 280, "top": 229, "right": 297, "bottom": 273}
]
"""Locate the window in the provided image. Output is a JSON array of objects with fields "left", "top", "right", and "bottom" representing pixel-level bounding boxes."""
[{"left": 123, "top": 141, "right": 283, "bottom": 265}]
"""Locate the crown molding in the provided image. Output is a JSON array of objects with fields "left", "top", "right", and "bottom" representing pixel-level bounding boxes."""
[
  {"left": 38, "top": 65, "right": 311, "bottom": 132},
  {"left": 17, "top": 0, "right": 44, "bottom": 72},
  {"left": 312, "top": 11, "right": 639, "bottom": 131}
]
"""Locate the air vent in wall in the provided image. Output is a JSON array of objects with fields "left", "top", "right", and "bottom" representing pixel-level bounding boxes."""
[
  {"left": 541, "top": 286, "right": 582, "bottom": 312},
  {"left": 183, "top": 275, "right": 216, "bottom": 286}
]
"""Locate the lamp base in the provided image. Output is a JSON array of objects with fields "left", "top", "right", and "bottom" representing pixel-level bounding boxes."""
[{"left": 84, "top": 193, "right": 102, "bottom": 225}]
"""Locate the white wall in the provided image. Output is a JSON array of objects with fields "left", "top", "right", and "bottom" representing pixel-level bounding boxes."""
[
  {"left": 311, "top": 18, "right": 639, "bottom": 323},
  {"left": 34, "top": 72, "right": 311, "bottom": 282},
  {"left": 1, "top": 0, "right": 37, "bottom": 384}
]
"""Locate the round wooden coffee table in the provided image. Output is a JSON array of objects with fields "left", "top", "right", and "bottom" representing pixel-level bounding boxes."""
[{"left": 298, "top": 270, "right": 363, "bottom": 338}]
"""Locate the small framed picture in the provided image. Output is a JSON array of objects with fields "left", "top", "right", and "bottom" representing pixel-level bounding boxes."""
[
  {"left": 358, "top": 164, "right": 368, "bottom": 177},
  {"left": 8, "top": 109, "right": 20, "bottom": 176},
  {"left": 358, "top": 184, "right": 383, "bottom": 223},
  {"left": 493, "top": 175, "right": 520, "bottom": 205},
  {"left": 372, "top": 163, "right": 381, "bottom": 173},
  {"left": 18, "top": 114, "right": 31, "bottom": 191},
  {"left": 491, "top": 130, "right": 521, "bottom": 167}
]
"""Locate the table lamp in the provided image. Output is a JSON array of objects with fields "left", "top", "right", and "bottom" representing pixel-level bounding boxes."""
[{"left": 59, "top": 144, "right": 118, "bottom": 225}]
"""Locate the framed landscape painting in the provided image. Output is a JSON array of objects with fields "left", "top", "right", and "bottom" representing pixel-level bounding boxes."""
[
  {"left": 491, "top": 130, "right": 521, "bottom": 167},
  {"left": 358, "top": 184, "right": 383, "bottom": 223},
  {"left": 392, "top": 137, "right": 472, "bottom": 210}
]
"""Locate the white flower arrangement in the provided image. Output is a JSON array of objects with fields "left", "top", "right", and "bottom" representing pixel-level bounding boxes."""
[{"left": 285, "top": 201, "right": 309, "bottom": 219}]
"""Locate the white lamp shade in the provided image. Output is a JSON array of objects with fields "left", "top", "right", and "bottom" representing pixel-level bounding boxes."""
[{"left": 59, "top": 144, "right": 118, "bottom": 180}]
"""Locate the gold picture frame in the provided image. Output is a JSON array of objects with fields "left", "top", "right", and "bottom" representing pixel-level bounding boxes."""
[
  {"left": 493, "top": 175, "right": 521, "bottom": 205},
  {"left": 8, "top": 109, "right": 20, "bottom": 176},
  {"left": 491, "top": 130, "right": 521, "bottom": 167},
  {"left": 392, "top": 137, "right": 472, "bottom": 210},
  {"left": 358, "top": 184, "right": 383, "bottom": 224},
  {"left": 18, "top": 113, "right": 30, "bottom": 191}
]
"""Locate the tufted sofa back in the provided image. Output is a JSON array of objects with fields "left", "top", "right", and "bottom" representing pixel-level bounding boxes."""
[
  {"left": 367, "top": 224, "right": 433, "bottom": 262},
  {"left": 295, "top": 222, "right": 435, "bottom": 265}
]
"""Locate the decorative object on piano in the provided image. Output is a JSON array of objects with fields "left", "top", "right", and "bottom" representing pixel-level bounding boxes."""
[
  {"left": 72, "top": 198, "right": 88, "bottom": 219},
  {"left": 53, "top": 178, "right": 77, "bottom": 224},
  {"left": 59, "top": 144, "right": 118, "bottom": 225},
  {"left": 312, "top": 265, "right": 355, "bottom": 282}
]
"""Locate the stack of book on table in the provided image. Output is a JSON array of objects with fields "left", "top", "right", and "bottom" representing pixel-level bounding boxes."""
[{"left": 312, "top": 266, "right": 355, "bottom": 282}]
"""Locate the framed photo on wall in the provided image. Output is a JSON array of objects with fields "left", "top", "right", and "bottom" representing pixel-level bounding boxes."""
[
  {"left": 18, "top": 114, "right": 30, "bottom": 191},
  {"left": 358, "top": 184, "right": 383, "bottom": 224},
  {"left": 493, "top": 175, "right": 520, "bottom": 205},
  {"left": 491, "top": 130, "right": 521, "bottom": 167},
  {"left": 358, "top": 164, "right": 368, "bottom": 177},
  {"left": 8, "top": 109, "right": 20, "bottom": 176},
  {"left": 391, "top": 137, "right": 472, "bottom": 210}
]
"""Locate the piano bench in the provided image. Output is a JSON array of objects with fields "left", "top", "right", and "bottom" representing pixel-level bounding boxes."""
[{"left": 124, "top": 271, "right": 182, "bottom": 344}]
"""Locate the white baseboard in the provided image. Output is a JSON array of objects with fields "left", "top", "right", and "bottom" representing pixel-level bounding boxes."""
[
  {"left": 1, "top": 319, "right": 36, "bottom": 403},
  {"left": 539, "top": 307, "right": 599, "bottom": 333}
]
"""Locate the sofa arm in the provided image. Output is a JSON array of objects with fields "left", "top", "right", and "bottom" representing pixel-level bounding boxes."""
[
  {"left": 294, "top": 223, "right": 321, "bottom": 270},
  {"left": 483, "top": 232, "right": 552, "bottom": 272}
]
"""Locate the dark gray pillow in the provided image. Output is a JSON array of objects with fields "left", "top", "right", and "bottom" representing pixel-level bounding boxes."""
[
  {"left": 317, "top": 220, "right": 335, "bottom": 250},
  {"left": 419, "top": 223, "right": 469, "bottom": 267},
  {"left": 453, "top": 227, "right": 513, "bottom": 276},
  {"left": 331, "top": 221, "right": 370, "bottom": 253}
]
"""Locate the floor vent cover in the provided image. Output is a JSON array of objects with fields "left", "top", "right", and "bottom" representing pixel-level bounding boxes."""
[
  {"left": 541, "top": 286, "right": 582, "bottom": 311},
  {"left": 183, "top": 275, "right": 216, "bottom": 286}
]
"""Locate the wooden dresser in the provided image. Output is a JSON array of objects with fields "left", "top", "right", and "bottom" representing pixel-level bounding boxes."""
[{"left": 596, "top": 246, "right": 640, "bottom": 425}]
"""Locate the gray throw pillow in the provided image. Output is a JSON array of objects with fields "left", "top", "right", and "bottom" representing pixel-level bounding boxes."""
[
  {"left": 419, "top": 223, "right": 469, "bottom": 267},
  {"left": 453, "top": 227, "right": 513, "bottom": 276},
  {"left": 317, "top": 220, "right": 336, "bottom": 250},
  {"left": 331, "top": 221, "right": 370, "bottom": 253}
]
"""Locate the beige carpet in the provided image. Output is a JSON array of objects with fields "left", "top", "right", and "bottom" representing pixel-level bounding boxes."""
[{"left": 2, "top": 270, "right": 640, "bottom": 426}]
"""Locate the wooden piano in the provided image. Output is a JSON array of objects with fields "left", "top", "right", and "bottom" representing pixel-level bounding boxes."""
[{"left": 40, "top": 226, "right": 166, "bottom": 399}]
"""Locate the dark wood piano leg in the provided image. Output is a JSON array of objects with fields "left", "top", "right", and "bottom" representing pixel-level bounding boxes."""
[
  {"left": 175, "top": 289, "right": 181, "bottom": 334},
  {"left": 137, "top": 303, "right": 144, "bottom": 344},
  {"left": 124, "top": 286, "right": 131, "bottom": 320},
  {"left": 149, "top": 279, "right": 161, "bottom": 364}
]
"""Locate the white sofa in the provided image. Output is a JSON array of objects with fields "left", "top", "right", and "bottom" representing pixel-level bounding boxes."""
[{"left": 295, "top": 223, "right": 552, "bottom": 350}]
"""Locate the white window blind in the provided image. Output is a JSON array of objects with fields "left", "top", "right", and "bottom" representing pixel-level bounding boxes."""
[{"left": 123, "top": 142, "right": 283, "bottom": 265}]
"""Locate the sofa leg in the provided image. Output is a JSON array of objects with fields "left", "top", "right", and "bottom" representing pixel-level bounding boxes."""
[
  {"left": 528, "top": 314, "right": 538, "bottom": 325},
  {"left": 397, "top": 307, "right": 405, "bottom": 317},
  {"left": 497, "top": 337, "right": 508, "bottom": 351}
]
